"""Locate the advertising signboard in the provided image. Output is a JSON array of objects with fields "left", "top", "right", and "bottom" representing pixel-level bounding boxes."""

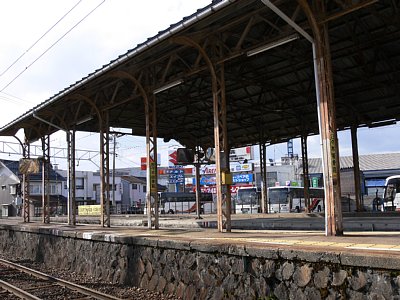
[{"left": 195, "top": 174, "right": 253, "bottom": 185}]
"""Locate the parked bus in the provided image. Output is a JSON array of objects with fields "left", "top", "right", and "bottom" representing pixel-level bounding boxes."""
[
  {"left": 267, "top": 186, "right": 325, "bottom": 213},
  {"left": 235, "top": 187, "right": 261, "bottom": 214},
  {"left": 148, "top": 192, "right": 214, "bottom": 214},
  {"left": 382, "top": 175, "right": 400, "bottom": 211}
]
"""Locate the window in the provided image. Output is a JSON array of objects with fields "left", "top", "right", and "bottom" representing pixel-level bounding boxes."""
[
  {"left": 143, "top": 185, "right": 146, "bottom": 193},
  {"left": 30, "top": 185, "right": 41, "bottom": 195},
  {"left": 76, "top": 178, "right": 84, "bottom": 189},
  {"left": 1, "top": 185, "right": 6, "bottom": 190},
  {"left": 132, "top": 184, "right": 137, "bottom": 190},
  {"left": 50, "top": 184, "right": 58, "bottom": 195},
  {"left": 9, "top": 185, "right": 16, "bottom": 195}
]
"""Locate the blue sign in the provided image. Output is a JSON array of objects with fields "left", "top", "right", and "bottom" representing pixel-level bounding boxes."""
[
  {"left": 233, "top": 173, "right": 253, "bottom": 183},
  {"left": 165, "top": 168, "right": 184, "bottom": 175},
  {"left": 194, "top": 173, "right": 253, "bottom": 185},
  {"left": 169, "top": 173, "right": 184, "bottom": 184}
]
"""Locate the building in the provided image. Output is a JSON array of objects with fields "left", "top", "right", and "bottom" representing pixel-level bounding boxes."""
[
  {"left": 0, "top": 161, "right": 20, "bottom": 216},
  {"left": 299, "top": 153, "right": 400, "bottom": 211},
  {"left": 121, "top": 176, "right": 147, "bottom": 209},
  {"left": 0, "top": 159, "right": 66, "bottom": 216}
]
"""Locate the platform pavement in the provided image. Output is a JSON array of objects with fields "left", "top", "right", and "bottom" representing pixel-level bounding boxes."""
[{"left": 1, "top": 215, "right": 400, "bottom": 256}]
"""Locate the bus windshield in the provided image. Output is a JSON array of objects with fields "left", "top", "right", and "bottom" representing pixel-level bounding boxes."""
[
  {"left": 237, "top": 188, "right": 258, "bottom": 205},
  {"left": 235, "top": 187, "right": 260, "bottom": 214},
  {"left": 268, "top": 188, "right": 288, "bottom": 205},
  {"left": 267, "top": 186, "right": 324, "bottom": 213},
  {"left": 383, "top": 176, "right": 400, "bottom": 211}
]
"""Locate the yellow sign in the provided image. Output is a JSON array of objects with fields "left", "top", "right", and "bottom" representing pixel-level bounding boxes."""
[
  {"left": 150, "top": 161, "right": 157, "bottom": 193},
  {"left": 78, "top": 205, "right": 101, "bottom": 216}
]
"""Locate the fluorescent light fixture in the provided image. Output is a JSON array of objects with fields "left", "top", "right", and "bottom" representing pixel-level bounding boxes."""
[
  {"left": 76, "top": 115, "right": 93, "bottom": 125},
  {"left": 247, "top": 33, "right": 299, "bottom": 57},
  {"left": 153, "top": 79, "right": 183, "bottom": 94},
  {"left": 368, "top": 119, "right": 396, "bottom": 128}
]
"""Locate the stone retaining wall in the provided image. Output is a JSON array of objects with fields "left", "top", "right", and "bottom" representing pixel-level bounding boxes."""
[{"left": 0, "top": 225, "right": 399, "bottom": 299}]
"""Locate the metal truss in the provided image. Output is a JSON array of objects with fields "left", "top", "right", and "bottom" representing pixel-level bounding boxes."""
[
  {"left": 41, "top": 135, "right": 50, "bottom": 224},
  {"left": 22, "top": 139, "right": 30, "bottom": 223},
  {"left": 146, "top": 93, "right": 159, "bottom": 229},
  {"left": 100, "top": 113, "right": 110, "bottom": 227},
  {"left": 259, "top": 142, "right": 267, "bottom": 214},
  {"left": 67, "top": 130, "right": 76, "bottom": 226},
  {"left": 301, "top": 135, "right": 310, "bottom": 210},
  {"left": 0, "top": 140, "right": 99, "bottom": 162}
]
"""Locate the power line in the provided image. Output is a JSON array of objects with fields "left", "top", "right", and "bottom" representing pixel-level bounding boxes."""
[
  {"left": 0, "top": 0, "right": 83, "bottom": 78},
  {"left": 1, "top": 0, "right": 106, "bottom": 93},
  {"left": 0, "top": 91, "right": 34, "bottom": 105}
]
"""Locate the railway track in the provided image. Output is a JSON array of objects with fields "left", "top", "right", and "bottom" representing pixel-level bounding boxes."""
[{"left": 0, "top": 258, "right": 123, "bottom": 300}]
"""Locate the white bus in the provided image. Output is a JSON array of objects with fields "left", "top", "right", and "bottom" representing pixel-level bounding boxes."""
[
  {"left": 382, "top": 175, "right": 400, "bottom": 211},
  {"left": 159, "top": 192, "right": 214, "bottom": 214},
  {"left": 235, "top": 187, "right": 260, "bottom": 214},
  {"left": 267, "top": 186, "right": 324, "bottom": 213}
]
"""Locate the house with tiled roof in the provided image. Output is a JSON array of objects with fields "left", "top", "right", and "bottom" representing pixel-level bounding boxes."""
[
  {"left": 0, "top": 160, "right": 20, "bottom": 216},
  {"left": 121, "top": 176, "right": 167, "bottom": 211},
  {"left": 0, "top": 159, "right": 67, "bottom": 216}
]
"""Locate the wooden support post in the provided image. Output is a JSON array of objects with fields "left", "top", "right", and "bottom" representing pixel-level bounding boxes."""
[
  {"left": 311, "top": 2, "right": 343, "bottom": 235},
  {"left": 351, "top": 126, "right": 362, "bottom": 211},
  {"left": 214, "top": 63, "right": 231, "bottom": 232},
  {"left": 146, "top": 93, "right": 159, "bottom": 229}
]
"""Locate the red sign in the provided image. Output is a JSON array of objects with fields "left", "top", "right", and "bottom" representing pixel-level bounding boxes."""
[
  {"left": 168, "top": 150, "right": 177, "bottom": 166},
  {"left": 140, "top": 157, "right": 146, "bottom": 170},
  {"left": 198, "top": 184, "right": 252, "bottom": 194}
]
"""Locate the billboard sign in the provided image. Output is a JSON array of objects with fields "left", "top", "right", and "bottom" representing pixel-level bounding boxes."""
[
  {"left": 198, "top": 163, "right": 253, "bottom": 175},
  {"left": 195, "top": 174, "right": 253, "bottom": 185},
  {"left": 229, "top": 146, "right": 252, "bottom": 162}
]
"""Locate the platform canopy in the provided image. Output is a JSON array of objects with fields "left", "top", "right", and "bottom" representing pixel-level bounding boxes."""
[{"left": 0, "top": 0, "right": 399, "bottom": 150}]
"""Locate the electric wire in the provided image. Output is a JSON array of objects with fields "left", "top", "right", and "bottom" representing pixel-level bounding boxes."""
[
  {"left": 0, "top": 0, "right": 83, "bottom": 78},
  {"left": 0, "top": 91, "right": 34, "bottom": 105},
  {"left": 0, "top": 0, "right": 106, "bottom": 93}
]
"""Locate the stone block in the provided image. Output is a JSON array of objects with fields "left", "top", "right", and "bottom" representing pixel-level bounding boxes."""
[
  {"left": 370, "top": 274, "right": 393, "bottom": 299},
  {"left": 274, "top": 282, "right": 288, "bottom": 300},
  {"left": 277, "top": 261, "right": 295, "bottom": 281},
  {"left": 348, "top": 270, "right": 368, "bottom": 291},
  {"left": 332, "top": 270, "right": 348, "bottom": 286},
  {"left": 314, "top": 266, "right": 330, "bottom": 289},
  {"left": 245, "top": 245, "right": 279, "bottom": 259},
  {"left": 293, "top": 264, "right": 313, "bottom": 287},
  {"left": 340, "top": 253, "right": 400, "bottom": 270}
]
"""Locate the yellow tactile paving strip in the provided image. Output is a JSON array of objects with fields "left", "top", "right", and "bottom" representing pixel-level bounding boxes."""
[{"left": 180, "top": 236, "right": 400, "bottom": 253}]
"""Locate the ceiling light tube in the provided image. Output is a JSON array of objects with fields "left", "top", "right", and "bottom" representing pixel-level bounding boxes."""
[
  {"left": 153, "top": 79, "right": 184, "bottom": 94},
  {"left": 247, "top": 33, "right": 299, "bottom": 57},
  {"left": 368, "top": 119, "right": 396, "bottom": 128},
  {"left": 76, "top": 115, "right": 93, "bottom": 125}
]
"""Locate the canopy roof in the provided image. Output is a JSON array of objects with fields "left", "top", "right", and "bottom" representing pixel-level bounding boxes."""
[{"left": 0, "top": 0, "right": 399, "bottom": 150}]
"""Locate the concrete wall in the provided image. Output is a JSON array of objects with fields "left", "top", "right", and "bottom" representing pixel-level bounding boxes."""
[{"left": 0, "top": 224, "right": 399, "bottom": 299}]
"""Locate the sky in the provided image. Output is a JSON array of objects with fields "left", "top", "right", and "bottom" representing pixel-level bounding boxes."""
[{"left": 0, "top": 0, "right": 399, "bottom": 171}]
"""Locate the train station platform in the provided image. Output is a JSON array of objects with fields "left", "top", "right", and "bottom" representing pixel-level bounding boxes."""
[
  {"left": 1, "top": 214, "right": 400, "bottom": 299},
  {"left": 1, "top": 214, "right": 400, "bottom": 255}
]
